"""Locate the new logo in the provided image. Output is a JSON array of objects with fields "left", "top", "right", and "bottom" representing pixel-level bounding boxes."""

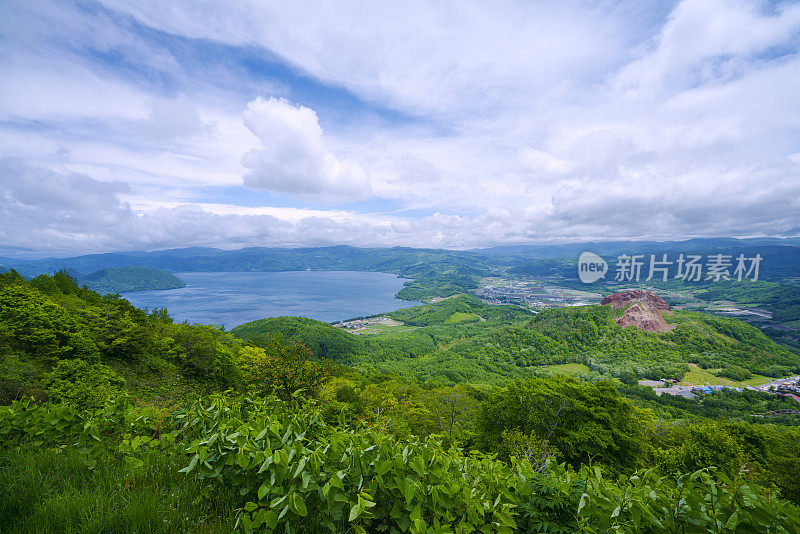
[{"left": 578, "top": 252, "right": 607, "bottom": 283}]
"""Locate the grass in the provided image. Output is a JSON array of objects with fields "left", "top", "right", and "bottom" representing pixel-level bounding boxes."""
[
  {"left": 742, "top": 375, "right": 774, "bottom": 386},
  {"left": 539, "top": 363, "right": 590, "bottom": 375},
  {"left": 681, "top": 364, "right": 735, "bottom": 386},
  {"left": 680, "top": 364, "right": 772, "bottom": 387},
  {"left": 0, "top": 447, "right": 238, "bottom": 534},
  {"left": 445, "top": 312, "right": 481, "bottom": 324},
  {"left": 362, "top": 323, "right": 419, "bottom": 334}
]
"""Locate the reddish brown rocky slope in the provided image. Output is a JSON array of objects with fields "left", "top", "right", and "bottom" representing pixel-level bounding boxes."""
[{"left": 601, "top": 289, "right": 674, "bottom": 333}]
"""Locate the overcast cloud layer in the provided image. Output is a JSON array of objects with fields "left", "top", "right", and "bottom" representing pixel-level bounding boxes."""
[{"left": 1, "top": 0, "right": 799, "bottom": 255}]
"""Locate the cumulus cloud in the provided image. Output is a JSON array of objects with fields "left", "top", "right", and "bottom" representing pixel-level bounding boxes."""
[{"left": 241, "top": 97, "right": 370, "bottom": 200}]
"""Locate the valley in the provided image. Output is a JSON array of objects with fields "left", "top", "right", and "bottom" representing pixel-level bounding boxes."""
[{"left": 2, "top": 245, "right": 800, "bottom": 533}]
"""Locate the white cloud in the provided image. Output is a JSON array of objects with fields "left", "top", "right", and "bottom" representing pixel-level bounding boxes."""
[
  {"left": 141, "top": 96, "right": 213, "bottom": 141},
  {"left": 241, "top": 97, "right": 370, "bottom": 200},
  {"left": 519, "top": 148, "right": 574, "bottom": 177},
  {"left": 97, "top": 0, "right": 639, "bottom": 117},
  {"left": 0, "top": 160, "right": 132, "bottom": 250},
  {"left": 1, "top": 1, "right": 799, "bottom": 253},
  {"left": 614, "top": 0, "right": 800, "bottom": 97},
  {"left": 3, "top": 159, "right": 799, "bottom": 254}
]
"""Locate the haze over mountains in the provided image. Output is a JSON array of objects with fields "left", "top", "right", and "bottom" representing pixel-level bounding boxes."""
[{"left": 4, "top": 237, "right": 800, "bottom": 279}]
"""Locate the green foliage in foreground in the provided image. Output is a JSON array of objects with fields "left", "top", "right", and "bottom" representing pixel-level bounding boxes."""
[
  {"left": 0, "top": 447, "right": 236, "bottom": 533},
  {"left": 1, "top": 394, "right": 798, "bottom": 533},
  {"left": 0, "top": 270, "right": 249, "bottom": 405},
  {"left": 3, "top": 269, "right": 800, "bottom": 531}
]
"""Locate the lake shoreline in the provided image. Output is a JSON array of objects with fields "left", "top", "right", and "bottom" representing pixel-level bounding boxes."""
[{"left": 121, "top": 271, "right": 422, "bottom": 328}]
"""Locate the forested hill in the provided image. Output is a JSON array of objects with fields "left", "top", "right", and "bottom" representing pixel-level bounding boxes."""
[
  {"left": 2, "top": 271, "right": 800, "bottom": 531},
  {"left": 78, "top": 266, "right": 186, "bottom": 294},
  {"left": 231, "top": 294, "right": 800, "bottom": 385},
  {"left": 0, "top": 266, "right": 186, "bottom": 294}
]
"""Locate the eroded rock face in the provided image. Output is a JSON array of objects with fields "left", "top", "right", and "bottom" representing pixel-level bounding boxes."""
[{"left": 601, "top": 289, "right": 674, "bottom": 333}]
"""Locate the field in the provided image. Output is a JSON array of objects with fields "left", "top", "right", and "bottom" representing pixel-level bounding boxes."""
[
  {"left": 359, "top": 322, "right": 419, "bottom": 334},
  {"left": 539, "top": 363, "right": 591, "bottom": 375},
  {"left": 334, "top": 316, "right": 418, "bottom": 335},
  {"left": 679, "top": 363, "right": 772, "bottom": 387}
]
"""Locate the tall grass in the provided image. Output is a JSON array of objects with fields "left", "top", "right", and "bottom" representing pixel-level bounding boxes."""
[{"left": 0, "top": 447, "right": 237, "bottom": 533}]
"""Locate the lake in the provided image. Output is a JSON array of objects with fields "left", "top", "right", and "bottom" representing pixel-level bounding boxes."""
[{"left": 121, "top": 271, "right": 421, "bottom": 328}]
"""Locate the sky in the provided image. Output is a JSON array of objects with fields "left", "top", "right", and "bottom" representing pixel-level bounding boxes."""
[{"left": 1, "top": 0, "right": 799, "bottom": 256}]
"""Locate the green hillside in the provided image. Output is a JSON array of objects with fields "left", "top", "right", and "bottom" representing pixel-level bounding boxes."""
[
  {"left": 2, "top": 271, "right": 800, "bottom": 532},
  {"left": 231, "top": 297, "right": 542, "bottom": 384},
  {"left": 232, "top": 317, "right": 367, "bottom": 364},
  {"left": 232, "top": 295, "right": 800, "bottom": 385},
  {"left": 80, "top": 266, "right": 186, "bottom": 294}
]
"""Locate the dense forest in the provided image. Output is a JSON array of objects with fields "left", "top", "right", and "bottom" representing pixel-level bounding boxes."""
[
  {"left": 1, "top": 271, "right": 799, "bottom": 532},
  {"left": 78, "top": 266, "right": 187, "bottom": 294},
  {"left": 233, "top": 294, "right": 800, "bottom": 385}
]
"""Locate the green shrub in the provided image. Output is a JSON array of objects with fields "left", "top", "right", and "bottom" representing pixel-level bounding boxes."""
[
  {"left": 42, "top": 359, "right": 124, "bottom": 410},
  {"left": 1, "top": 394, "right": 798, "bottom": 533},
  {"left": 476, "top": 376, "right": 651, "bottom": 473},
  {"left": 171, "top": 323, "right": 241, "bottom": 387},
  {"left": 718, "top": 365, "right": 754, "bottom": 381},
  {"left": 0, "top": 285, "right": 99, "bottom": 363}
]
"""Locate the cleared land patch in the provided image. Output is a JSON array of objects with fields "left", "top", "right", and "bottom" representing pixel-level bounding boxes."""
[{"left": 539, "top": 363, "right": 591, "bottom": 375}]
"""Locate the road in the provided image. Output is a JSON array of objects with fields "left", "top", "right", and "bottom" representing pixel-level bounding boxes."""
[
  {"left": 639, "top": 375, "right": 800, "bottom": 400},
  {"left": 751, "top": 376, "right": 800, "bottom": 392}
]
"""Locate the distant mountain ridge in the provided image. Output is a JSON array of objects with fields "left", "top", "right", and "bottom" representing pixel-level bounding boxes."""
[
  {"left": 475, "top": 237, "right": 800, "bottom": 258},
  {"left": 5, "top": 239, "right": 799, "bottom": 304},
  {"left": 6, "top": 237, "right": 799, "bottom": 276},
  {"left": 3, "top": 245, "right": 489, "bottom": 276}
]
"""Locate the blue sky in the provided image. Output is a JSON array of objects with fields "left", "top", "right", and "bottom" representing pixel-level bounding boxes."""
[{"left": 1, "top": 0, "right": 799, "bottom": 255}]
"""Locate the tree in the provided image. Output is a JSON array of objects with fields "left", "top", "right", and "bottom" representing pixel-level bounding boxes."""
[
  {"left": 0, "top": 284, "right": 99, "bottom": 363},
  {"left": 476, "top": 375, "right": 651, "bottom": 472},
  {"left": 501, "top": 429, "right": 553, "bottom": 473},
  {"left": 237, "top": 336, "right": 330, "bottom": 401},
  {"left": 422, "top": 385, "right": 478, "bottom": 441},
  {"left": 171, "top": 323, "right": 241, "bottom": 387}
]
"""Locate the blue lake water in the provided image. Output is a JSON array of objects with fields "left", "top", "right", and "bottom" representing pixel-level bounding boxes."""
[{"left": 121, "top": 271, "right": 421, "bottom": 328}]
